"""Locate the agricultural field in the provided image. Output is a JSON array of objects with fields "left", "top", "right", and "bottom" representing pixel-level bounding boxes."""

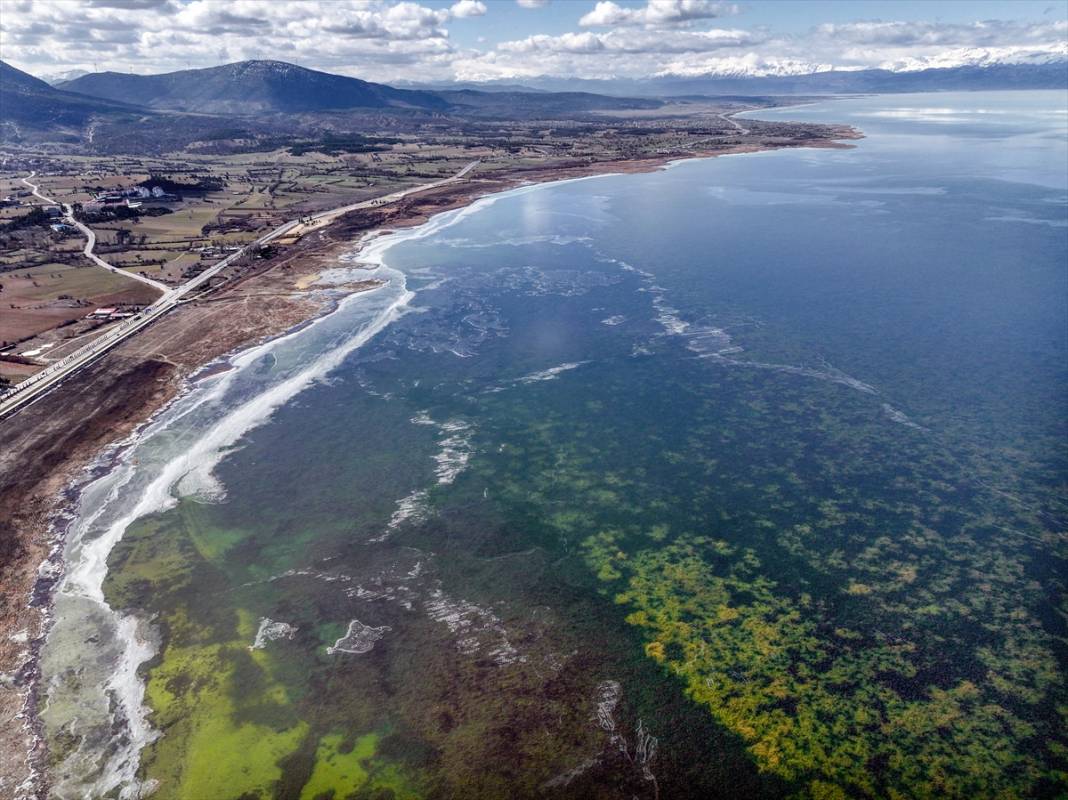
[
  {"left": 0, "top": 99, "right": 846, "bottom": 386},
  {"left": 0, "top": 260, "right": 159, "bottom": 385}
]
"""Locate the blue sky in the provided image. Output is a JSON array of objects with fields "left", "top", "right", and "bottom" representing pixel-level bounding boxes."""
[
  {"left": 442, "top": 1, "right": 1067, "bottom": 48},
  {"left": 2, "top": 0, "right": 1066, "bottom": 83}
]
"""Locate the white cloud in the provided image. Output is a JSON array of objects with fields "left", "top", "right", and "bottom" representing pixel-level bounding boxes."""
[
  {"left": 806, "top": 18, "right": 1068, "bottom": 73},
  {"left": 498, "top": 27, "right": 759, "bottom": 55},
  {"left": 456, "top": 15, "right": 1068, "bottom": 81},
  {"left": 0, "top": 0, "right": 475, "bottom": 82},
  {"left": 499, "top": 32, "right": 604, "bottom": 54},
  {"left": 580, "top": 0, "right": 738, "bottom": 28},
  {"left": 0, "top": 0, "right": 1064, "bottom": 86},
  {"left": 516, "top": 0, "right": 550, "bottom": 8},
  {"left": 450, "top": 0, "right": 487, "bottom": 19},
  {"left": 654, "top": 54, "right": 832, "bottom": 78}
]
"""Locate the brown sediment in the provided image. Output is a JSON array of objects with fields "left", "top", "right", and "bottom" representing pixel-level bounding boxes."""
[{"left": 0, "top": 127, "right": 861, "bottom": 797}]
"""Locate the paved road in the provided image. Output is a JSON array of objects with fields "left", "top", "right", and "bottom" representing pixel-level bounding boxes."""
[
  {"left": 21, "top": 174, "right": 170, "bottom": 292},
  {"left": 678, "top": 111, "right": 752, "bottom": 153},
  {"left": 0, "top": 161, "right": 480, "bottom": 420},
  {"left": 719, "top": 112, "right": 751, "bottom": 136}
]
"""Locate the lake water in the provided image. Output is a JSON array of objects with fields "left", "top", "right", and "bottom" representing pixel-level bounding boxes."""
[{"left": 41, "top": 91, "right": 1067, "bottom": 800}]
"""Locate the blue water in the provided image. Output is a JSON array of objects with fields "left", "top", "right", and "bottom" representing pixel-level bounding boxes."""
[
  {"left": 384, "top": 91, "right": 1067, "bottom": 496},
  {"left": 45, "top": 91, "right": 1068, "bottom": 799}
]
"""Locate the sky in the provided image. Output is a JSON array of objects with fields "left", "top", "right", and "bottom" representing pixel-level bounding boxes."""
[{"left": 1, "top": 0, "right": 1066, "bottom": 84}]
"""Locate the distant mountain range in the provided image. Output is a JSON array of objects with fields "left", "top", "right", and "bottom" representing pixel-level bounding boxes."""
[
  {"left": 394, "top": 80, "right": 549, "bottom": 94},
  {"left": 42, "top": 68, "right": 91, "bottom": 86},
  {"left": 2, "top": 56, "right": 1064, "bottom": 148},
  {"left": 448, "top": 62, "right": 1068, "bottom": 97},
  {"left": 40, "top": 58, "right": 1067, "bottom": 121},
  {"left": 0, "top": 59, "right": 669, "bottom": 147},
  {"left": 50, "top": 60, "right": 666, "bottom": 118}
]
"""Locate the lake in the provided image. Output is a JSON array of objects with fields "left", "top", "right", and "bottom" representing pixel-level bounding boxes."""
[{"left": 42, "top": 90, "right": 1068, "bottom": 800}]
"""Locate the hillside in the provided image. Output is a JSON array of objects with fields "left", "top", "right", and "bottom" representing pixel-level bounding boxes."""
[
  {"left": 59, "top": 60, "right": 668, "bottom": 118},
  {"left": 0, "top": 60, "right": 147, "bottom": 139},
  {"left": 1, "top": 60, "right": 52, "bottom": 94},
  {"left": 1, "top": 59, "right": 665, "bottom": 151},
  {"left": 438, "top": 89, "right": 662, "bottom": 117},
  {"left": 59, "top": 60, "right": 450, "bottom": 114}
]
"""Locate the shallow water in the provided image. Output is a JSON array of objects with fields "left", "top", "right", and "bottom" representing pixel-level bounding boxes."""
[{"left": 41, "top": 91, "right": 1067, "bottom": 799}]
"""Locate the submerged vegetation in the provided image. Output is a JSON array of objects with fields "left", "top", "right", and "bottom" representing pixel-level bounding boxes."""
[
  {"left": 98, "top": 228, "right": 1067, "bottom": 799},
  {"left": 78, "top": 103, "right": 1067, "bottom": 799},
  {"left": 480, "top": 339, "right": 1068, "bottom": 798}
]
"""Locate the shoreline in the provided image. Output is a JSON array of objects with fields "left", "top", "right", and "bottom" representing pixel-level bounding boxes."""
[{"left": 0, "top": 126, "right": 861, "bottom": 798}]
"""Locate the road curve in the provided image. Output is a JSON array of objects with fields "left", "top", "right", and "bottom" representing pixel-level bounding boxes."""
[
  {"left": 719, "top": 112, "right": 751, "bottom": 136},
  {"left": 0, "top": 161, "right": 481, "bottom": 420},
  {"left": 21, "top": 174, "right": 171, "bottom": 293}
]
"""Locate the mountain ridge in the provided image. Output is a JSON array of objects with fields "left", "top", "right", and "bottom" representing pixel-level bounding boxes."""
[
  {"left": 54, "top": 59, "right": 666, "bottom": 117},
  {"left": 58, "top": 60, "right": 451, "bottom": 114},
  {"left": 0, "top": 60, "right": 148, "bottom": 136}
]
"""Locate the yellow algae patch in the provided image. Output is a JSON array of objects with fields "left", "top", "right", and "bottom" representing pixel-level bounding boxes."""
[
  {"left": 141, "top": 608, "right": 307, "bottom": 799},
  {"left": 644, "top": 641, "right": 666, "bottom": 662},
  {"left": 605, "top": 536, "right": 1053, "bottom": 798},
  {"left": 179, "top": 711, "right": 308, "bottom": 800},
  {"left": 299, "top": 733, "right": 377, "bottom": 800}
]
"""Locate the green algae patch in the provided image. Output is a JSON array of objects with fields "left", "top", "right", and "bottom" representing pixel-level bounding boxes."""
[
  {"left": 314, "top": 621, "right": 347, "bottom": 654},
  {"left": 299, "top": 733, "right": 376, "bottom": 800},
  {"left": 236, "top": 607, "right": 260, "bottom": 646},
  {"left": 103, "top": 515, "right": 196, "bottom": 606},
  {"left": 179, "top": 501, "right": 252, "bottom": 566},
  {"left": 177, "top": 705, "right": 307, "bottom": 800},
  {"left": 142, "top": 625, "right": 309, "bottom": 800}
]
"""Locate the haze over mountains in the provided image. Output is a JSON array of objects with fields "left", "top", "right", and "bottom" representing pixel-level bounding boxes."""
[
  {"left": 0, "top": 60, "right": 146, "bottom": 133},
  {"left": 406, "top": 62, "right": 1068, "bottom": 97},
  {"left": 2, "top": 55, "right": 1065, "bottom": 146},
  {"left": 46, "top": 57, "right": 1068, "bottom": 118}
]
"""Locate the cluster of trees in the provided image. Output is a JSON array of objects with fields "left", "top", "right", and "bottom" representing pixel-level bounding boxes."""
[
  {"left": 141, "top": 175, "right": 224, "bottom": 194},
  {"left": 113, "top": 229, "right": 148, "bottom": 247},
  {"left": 77, "top": 205, "right": 172, "bottom": 224},
  {"left": 286, "top": 134, "right": 402, "bottom": 156},
  {"left": 3, "top": 206, "right": 52, "bottom": 231}
]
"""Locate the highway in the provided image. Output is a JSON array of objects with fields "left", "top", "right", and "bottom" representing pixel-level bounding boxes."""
[{"left": 0, "top": 161, "right": 479, "bottom": 420}]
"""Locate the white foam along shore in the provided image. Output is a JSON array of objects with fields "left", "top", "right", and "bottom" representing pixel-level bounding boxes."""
[
  {"left": 40, "top": 277, "right": 414, "bottom": 799},
  {"left": 32, "top": 156, "right": 736, "bottom": 800},
  {"left": 34, "top": 188, "right": 539, "bottom": 800}
]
